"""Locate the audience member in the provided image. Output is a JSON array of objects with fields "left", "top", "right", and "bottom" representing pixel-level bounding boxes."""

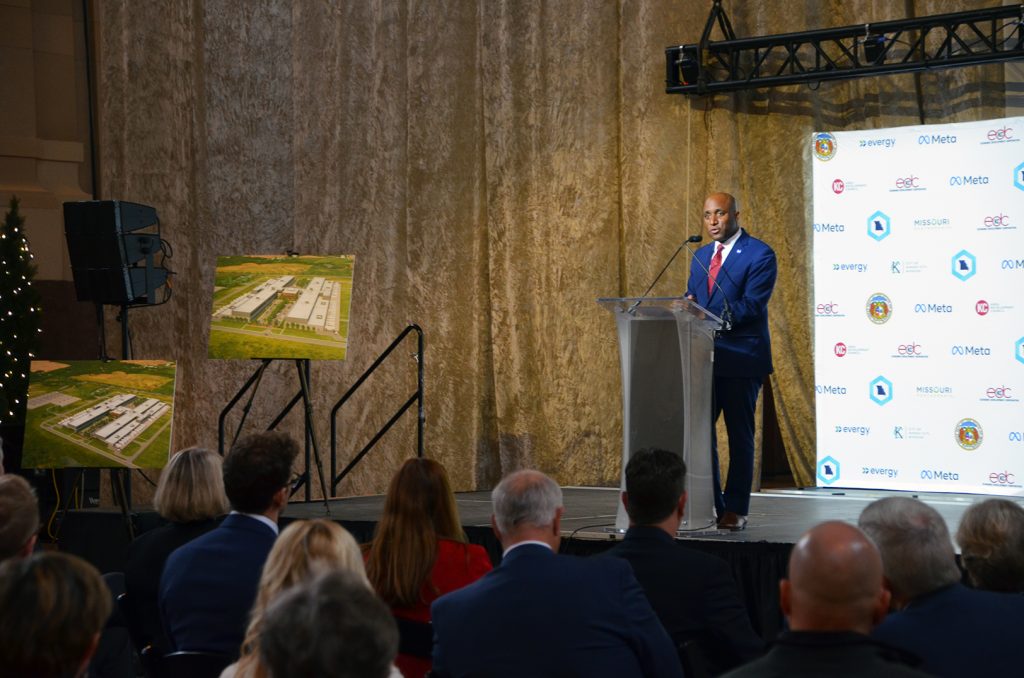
[
  {"left": 431, "top": 469, "right": 681, "bottom": 678},
  {"left": 602, "top": 448, "right": 762, "bottom": 674},
  {"left": 859, "top": 496, "right": 1024, "bottom": 677},
  {"left": 723, "top": 521, "right": 927, "bottom": 677},
  {"left": 125, "top": 447, "right": 228, "bottom": 653},
  {"left": 955, "top": 498, "right": 1024, "bottom": 592},
  {"left": 259, "top": 569, "right": 398, "bottom": 678},
  {"left": 0, "top": 473, "right": 40, "bottom": 561},
  {"left": 365, "top": 458, "right": 492, "bottom": 677},
  {"left": 225, "top": 519, "right": 371, "bottom": 678},
  {"left": 0, "top": 552, "right": 112, "bottom": 678},
  {"left": 160, "top": 431, "right": 298, "bottom": 657}
]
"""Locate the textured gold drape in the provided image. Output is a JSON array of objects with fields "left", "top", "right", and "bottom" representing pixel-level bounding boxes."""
[{"left": 94, "top": 0, "right": 1013, "bottom": 496}]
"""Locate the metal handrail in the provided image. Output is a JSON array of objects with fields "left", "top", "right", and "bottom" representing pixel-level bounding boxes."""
[{"left": 330, "top": 324, "right": 424, "bottom": 494}]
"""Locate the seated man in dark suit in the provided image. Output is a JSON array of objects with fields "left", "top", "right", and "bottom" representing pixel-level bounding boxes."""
[
  {"left": 159, "top": 431, "right": 298, "bottom": 657},
  {"left": 724, "top": 521, "right": 928, "bottom": 677},
  {"left": 859, "top": 497, "right": 1024, "bottom": 678},
  {"left": 431, "top": 469, "right": 681, "bottom": 678},
  {"left": 602, "top": 448, "right": 762, "bottom": 674}
]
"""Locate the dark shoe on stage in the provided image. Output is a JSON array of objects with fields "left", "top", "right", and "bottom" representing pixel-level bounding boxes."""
[{"left": 717, "top": 511, "right": 748, "bottom": 531}]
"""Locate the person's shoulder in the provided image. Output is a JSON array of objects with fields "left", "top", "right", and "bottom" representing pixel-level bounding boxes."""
[{"left": 739, "top": 230, "right": 774, "bottom": 252}]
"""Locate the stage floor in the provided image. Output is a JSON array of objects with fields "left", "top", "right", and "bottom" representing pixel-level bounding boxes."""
[{"left": 285, "top": 485, "right": 1013, "bottom": 547}]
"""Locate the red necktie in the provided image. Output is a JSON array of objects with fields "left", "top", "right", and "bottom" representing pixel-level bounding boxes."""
[{"left": 707, "top": 243, "right": 724, "bottom": 296}]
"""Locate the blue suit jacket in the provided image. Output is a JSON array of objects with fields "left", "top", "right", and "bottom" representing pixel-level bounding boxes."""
[
  {"left": 158, "top": 513, "right": 277, "bottom": 657},
  {"left": 602, "top": 526, "right": 763, "bottom": 674},
  {"left": 430, "top": 543, "right": 682, "bottom": 678},
  {"left": 870, "top": 583, "right": 1024, "bottom": 678},
  {"left": 686, "top": 230, "right": 776, "bottom": 378}
]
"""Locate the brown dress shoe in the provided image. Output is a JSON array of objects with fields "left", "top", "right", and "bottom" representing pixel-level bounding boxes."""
[{"left": 716, "top": 511, "right": 748, "bottom": 531}]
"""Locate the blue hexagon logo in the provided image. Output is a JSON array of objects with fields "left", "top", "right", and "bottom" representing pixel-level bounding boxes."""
[
  {"left": 867, "top": 211, "right": 891, "bottom": 241},
  {"left": 952, "top": 250, "right": 976, "bottom": 281},
  {"left": 1015, "top": 162, "right": 1024, "bottom": 192},
  {"left": 870, "top": 376, "right": 893, "bottom": 405},
  {"left": 1016, "top": 337, "right": 1024, "bottom": 365},
  {"left": 818, "top": 456, "right": 840, "bottom": 485}
]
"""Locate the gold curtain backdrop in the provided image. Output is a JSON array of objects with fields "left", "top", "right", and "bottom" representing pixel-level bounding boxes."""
[{"left": 93, "top": 0, "right": 1014, "bottom": 496}]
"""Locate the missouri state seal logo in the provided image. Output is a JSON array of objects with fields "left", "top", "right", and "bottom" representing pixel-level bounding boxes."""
[
  {"left": 866, "top": 293, "right": 892, "bottom": 324},
  {"left": 814, "top": 132, "right": 837, "bottom": 161},
  {"left": 955, "top": 418, "right": 983, "bottom": 451}
]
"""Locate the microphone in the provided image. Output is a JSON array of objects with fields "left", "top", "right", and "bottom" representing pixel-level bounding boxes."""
[
  {"left": 686, "top": 238, "right": 734, "bottom": 332},
  {"left": 628, "top": 235, "right": 705, "bottom": 313}
]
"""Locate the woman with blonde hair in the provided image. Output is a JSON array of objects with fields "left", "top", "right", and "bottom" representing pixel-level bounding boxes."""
[
  {"left": 365, "top": 458, "right": 492, "bottom": 678},
  {"left": 956, "top": 498, "right": 1024, "bottom": 593},
  {"left": 124, "top": 447, "right": 228, "bottom": 653},
  {"left": 225, "top": 518, "right": 392, "bottom": 678}
]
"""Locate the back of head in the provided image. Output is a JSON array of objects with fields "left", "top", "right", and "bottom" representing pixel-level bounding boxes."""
[
  {"left": 491, "top": 469, "right": 563, "bottom": 536},
  {"left": 0, "top": 552, "right": 112, "bottom": 678},
  {"left": 623, "top": 448, "right": 686, "bottom": 525},
  {"left": 154, "top": 447, "right": 229, "bottom": 523},
  {"left": 858, "top": 497, "right": 960, "bottom": 602},
  {"left": 956, "top": 499, "right": 1024, "bottom": 592},
  {"left": 260, "top": 569, "right": 398, "bottom": 678},
  {"left": 0, "top": 474, "right": 39, "bottom": 561},
  {"left": 783, "top": 521, "right": 887, "bottom": 634},
  {"left": 223, "top": 431, "right": 299, "bottom": 513},
  {"left": 367, "top": 458, "right": 464, "bottom": 607}
]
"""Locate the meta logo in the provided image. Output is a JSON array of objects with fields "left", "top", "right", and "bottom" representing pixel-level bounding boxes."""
[
  {"left": 816, "top": 385, "right": 847, "bottom": 396},
  {"left": 913, "top": 303, "right": 953, "bottom": 313},
  {"left": 870, "top": 376, "right": 893, "bottom": 406},
  {"left": 1010, "top": 432, "right": 1024, "bottom": 443},
  {"left": 1002, "top": 259, "right": 1024, "bottom": 270},
  {"left": 982, "top": 214, "right": 1013, "bottom": 230},
  {"left": 981, "top": 385, "right": 1018, "bottom": 403},
  {"left": 813, "top": 222, "right": 845, "bottom": 233},
  {"left": 949, "top": 174, "right": 990, "bottom": 186},
  {"left": 951, "top": 345, "right": 991, "bottom": 357},
  {"left": 984, "top": 126, "right": 1015, "bottom": 143},
  {"left": 832, "top": 179, "right": 845, "bottom": 194},
  {"left": 867, "top": 211, "right": 891, "bottom": 241},
  {"left": 834, "top": 342, "right": 847, "bottom": 357},
  {"left": 892, "top": 174, "right": 924, "bottom": 191},
  {"left": 918, "top": 134, "right": 956, "bottom": 145},
  {"left": 952, "top": 250, "right": 977, "bottom": 281},
  {"left": 920, "top": 469, "right": 959, "bottom": 481},
  {"left": 976, "top": 300, "right": 990, "bottom": 315},
  {"left": 816, "top": 301, "right": 844, "bottom": 317},
  {"left": 817, "top": 456, "right": 840, "bottom": 485},
  {"left": 955, "top": 418, "right": 983, "bottom": 451}
]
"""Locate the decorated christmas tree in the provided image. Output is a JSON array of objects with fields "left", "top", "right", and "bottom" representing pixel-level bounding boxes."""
[{"left": 0, "top": 196, "right": 42, "bottom": 424}]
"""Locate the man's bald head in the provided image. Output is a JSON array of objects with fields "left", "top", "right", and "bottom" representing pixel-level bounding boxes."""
[{"left": 781, "top": 521, "right": 889, "bottom": 634}]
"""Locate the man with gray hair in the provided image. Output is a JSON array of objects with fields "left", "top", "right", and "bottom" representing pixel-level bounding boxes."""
[
  {"left": 0, "top": 474, "right": 40, "bottom": 561},
  {"left": 858, "top": 496, "right": 1024, "bottom": 677},
  {"left": 431, "top": 469, "right": 681, "bottom": 677}
]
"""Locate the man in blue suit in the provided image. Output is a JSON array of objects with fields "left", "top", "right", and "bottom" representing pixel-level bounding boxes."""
[
  {"left": 431, "top": 470, "right": 682, "bottom": 678},
  {"left": 859, "top": 497, "right": 1024, "bottom": 678},
  {"left": 159, "top": 431, "right": 298, "bottom": 657},
  {"left": 686, "top": 192, "right": 776, "bottom": 530},
  {"left": 603, "top": 449, "right": 762, "bottom": 674}
]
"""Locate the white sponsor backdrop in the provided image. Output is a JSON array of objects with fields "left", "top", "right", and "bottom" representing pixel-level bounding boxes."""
[{"left": 811, "top": 116, "right": 1024, "bottom": 495}]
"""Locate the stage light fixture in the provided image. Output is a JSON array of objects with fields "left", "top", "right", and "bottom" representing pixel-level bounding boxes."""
[
  {"left": 863, "top": 33, "right": 887, "bottom": 64},
  {"left": 677, "top": 45, "right": 700, "bottom": 84}
]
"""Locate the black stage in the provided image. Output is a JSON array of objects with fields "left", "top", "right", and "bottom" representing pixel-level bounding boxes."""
[{"left": 61, "top": 487, "right": 1013, "bottom": 642}]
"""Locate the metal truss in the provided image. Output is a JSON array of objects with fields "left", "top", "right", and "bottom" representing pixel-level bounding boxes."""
[{"left": 666, "top": 1, "right": 1024, "bottom": 95}]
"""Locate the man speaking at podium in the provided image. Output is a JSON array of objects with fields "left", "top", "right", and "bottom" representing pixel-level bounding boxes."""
[{"left": 686, "top": 192, "right": 776, "bottom": 531}]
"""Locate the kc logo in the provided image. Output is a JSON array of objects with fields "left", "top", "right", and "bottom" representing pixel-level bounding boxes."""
[
  {"left": 832, "top": 179, "right": 845, "bottom": 194},
  {"left": 976, "top": 300, "right": 990, "bottom": 315},
  {"left": 834, "top": 342, "right": 847, "bottom": 357}
]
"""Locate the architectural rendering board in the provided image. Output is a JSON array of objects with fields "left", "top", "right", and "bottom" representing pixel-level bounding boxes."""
[
  {"left": 209, "top": 255, "right": 355, "bottom": 360},
  {"left": 23, "top": 360, "right": 177, "bottom": 469}
]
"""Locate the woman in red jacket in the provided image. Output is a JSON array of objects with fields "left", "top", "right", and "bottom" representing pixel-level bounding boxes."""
[{"left": 365, "top": 458, "right": 492, "bottom": 678}]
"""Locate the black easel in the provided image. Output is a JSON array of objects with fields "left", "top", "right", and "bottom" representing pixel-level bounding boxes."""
[{"left": 218, "top": 359, "right": 330, "bottom": 513}]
